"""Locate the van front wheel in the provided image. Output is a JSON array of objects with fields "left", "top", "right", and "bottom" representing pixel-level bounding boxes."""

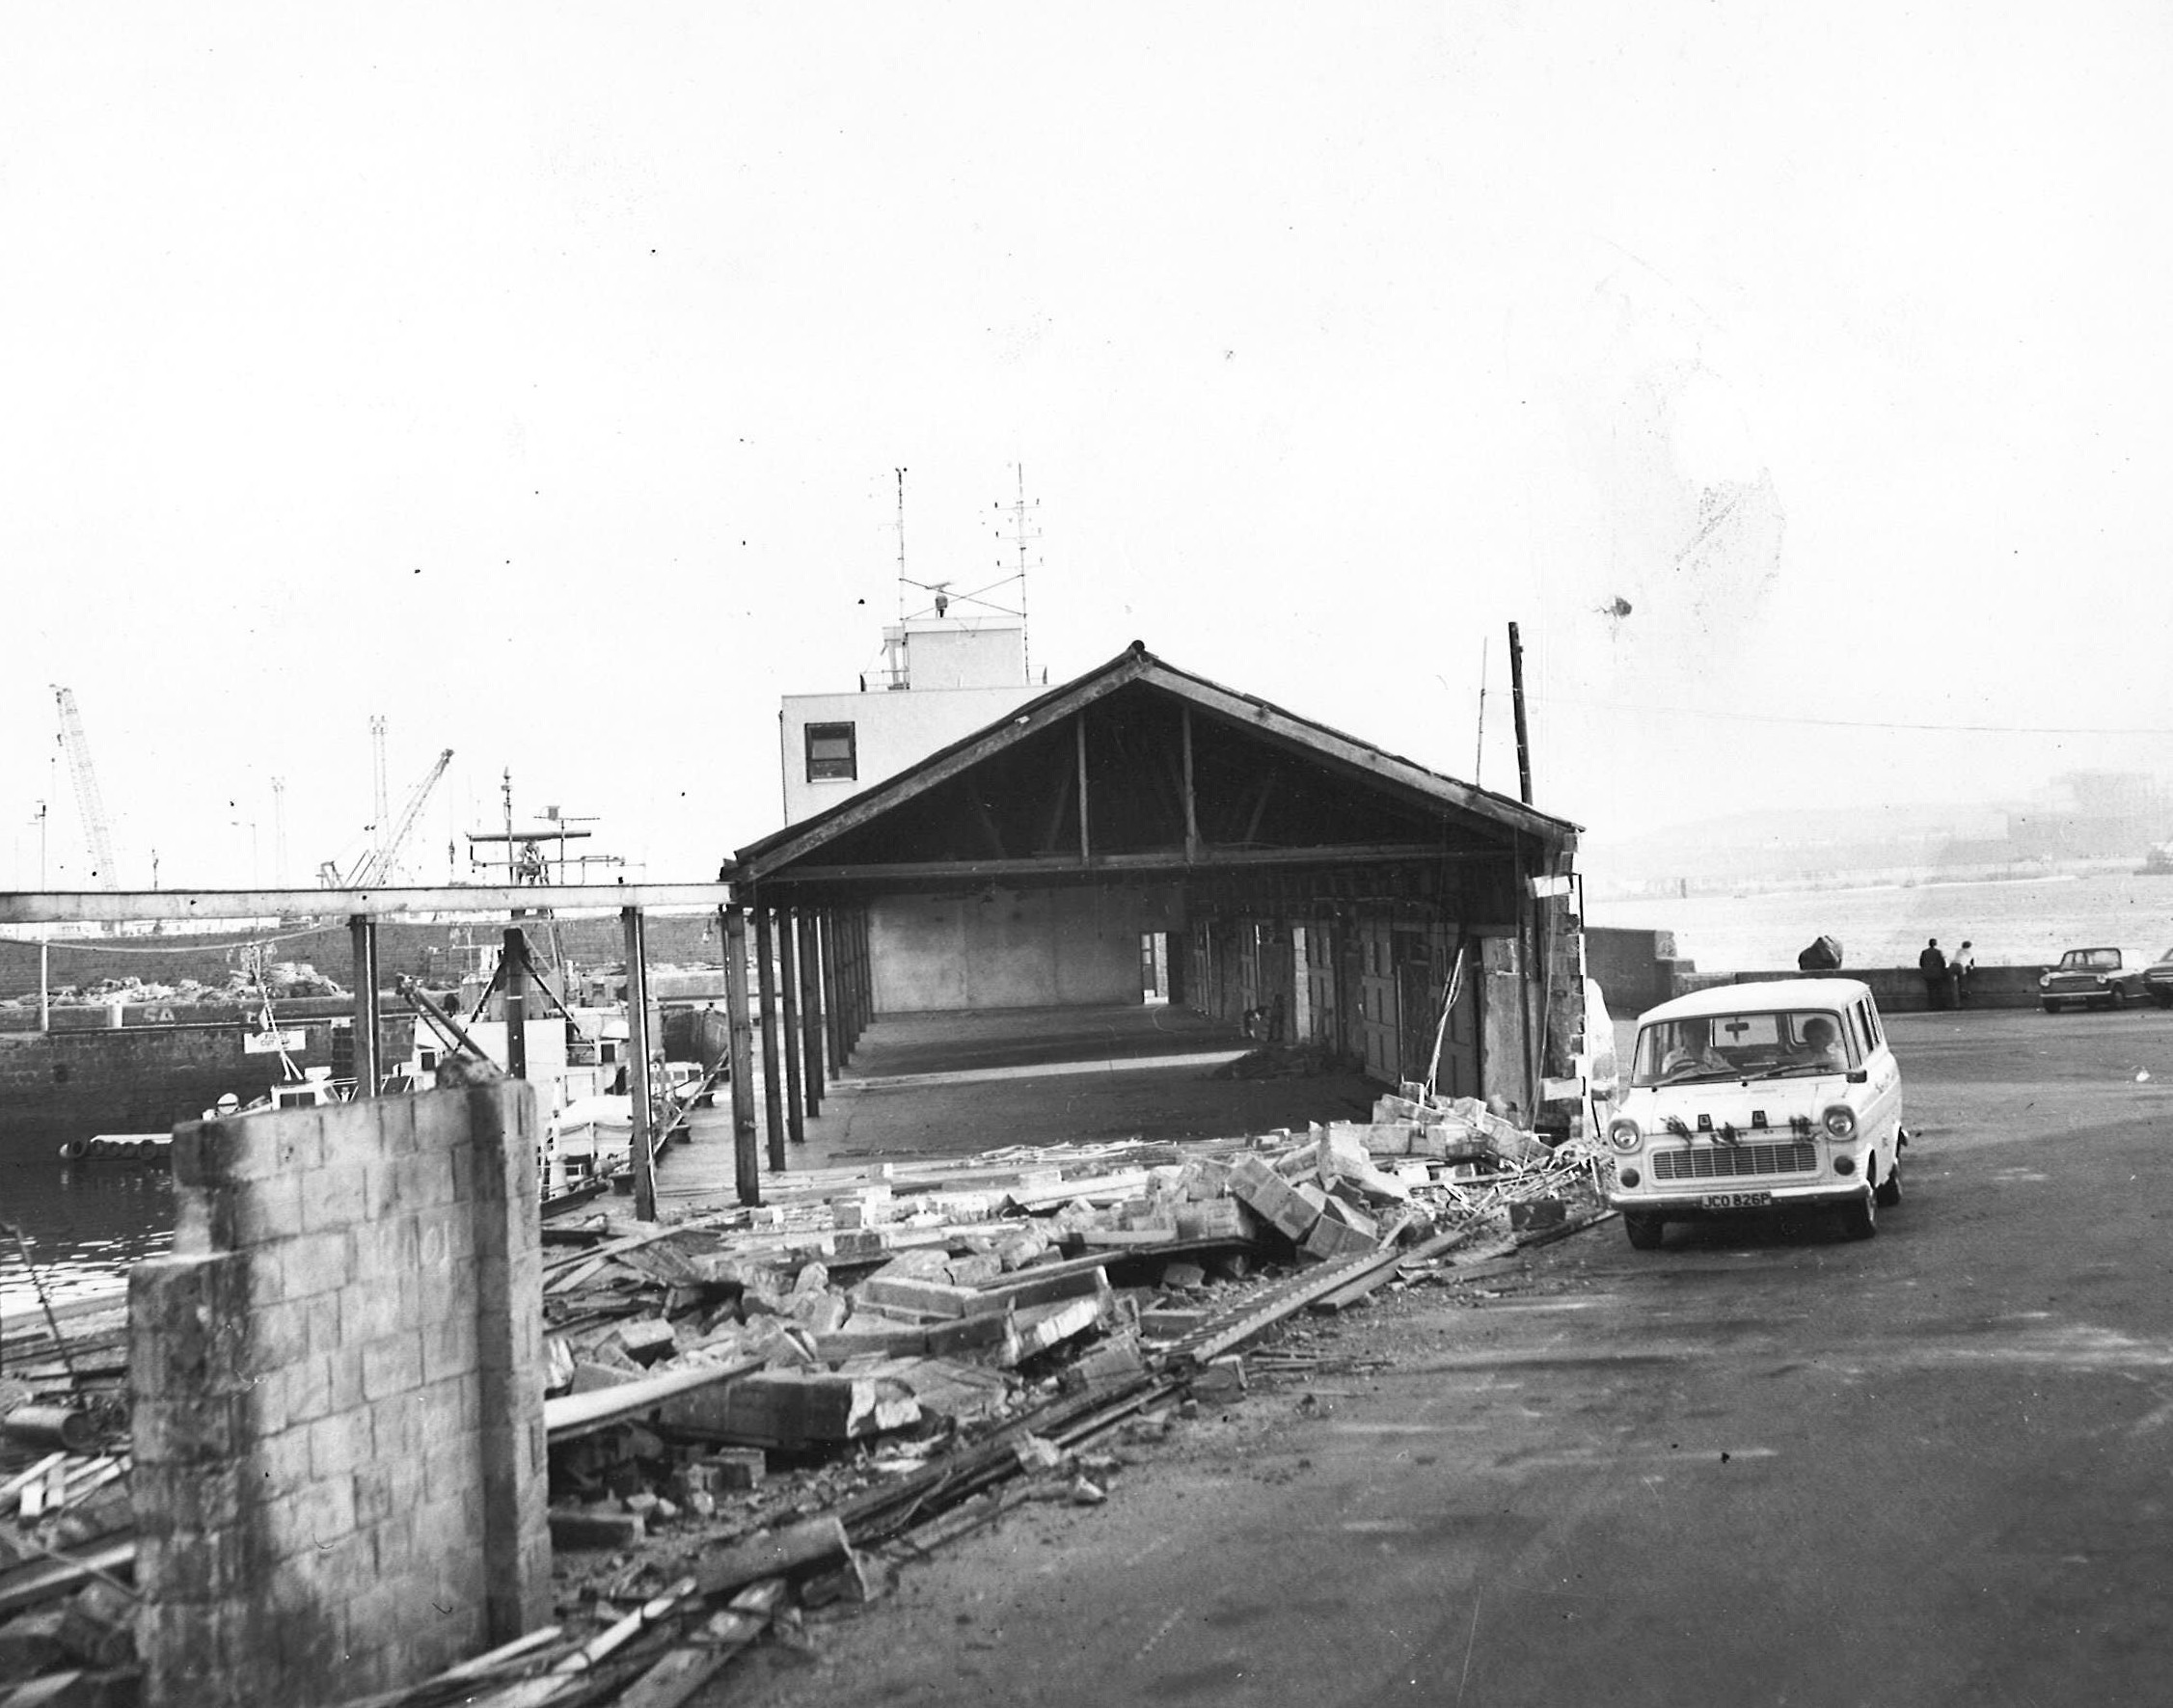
[
  {"left": 1875, "top": 1156, "right": 1903, "bottom": 1208},
  {"left": 1623, "top": 1213, "right": 1664, "bottom": 1251},
  {"left": 1839, "top": 1190, "right": 1878, "bottom": 1240}
]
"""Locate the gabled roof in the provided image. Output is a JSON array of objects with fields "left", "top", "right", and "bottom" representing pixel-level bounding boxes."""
[{"left": 733, "top": 640, "right": 1579, "bottom": 886}]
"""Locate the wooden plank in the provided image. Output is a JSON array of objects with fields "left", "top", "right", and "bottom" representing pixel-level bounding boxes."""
[
  {"left": 0, "top": 1539, "right": 134, "bottom": 1620},
  {"left": 612, "top": 1580, "right": 785, "bottom": 1708},
  {"left": 690, "top": 1515, "right": 849, "bottom": 1602}
]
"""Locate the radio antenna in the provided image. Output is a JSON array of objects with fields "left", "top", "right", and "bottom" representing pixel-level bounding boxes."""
[{"left": 1005, "top": 464, "right": 1039, "bottom": 681}]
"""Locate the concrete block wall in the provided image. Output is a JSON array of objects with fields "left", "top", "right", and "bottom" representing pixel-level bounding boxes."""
[{"left": 129, "top": 1082, "right": 551, "bottom": 1707}]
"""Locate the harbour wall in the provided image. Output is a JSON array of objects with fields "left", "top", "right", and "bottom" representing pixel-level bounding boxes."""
[
  {"left": 0, "top": 1009, "right": 418, "bottom": 1138},
  {"left": 1588, "top": 926, "right": 2055, "bottom": 1015}
]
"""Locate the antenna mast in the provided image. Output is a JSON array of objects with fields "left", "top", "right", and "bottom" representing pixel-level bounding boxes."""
[
  {"left": 894, "top": 468, "right": 909, "bottom": 622},
  {"left": 1006, "top": 463, "right": 1039, "bottom": 682}
]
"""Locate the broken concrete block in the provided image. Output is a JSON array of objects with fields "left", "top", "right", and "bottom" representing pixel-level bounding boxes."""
[
  {"left": 1013, "top": 1433, "right": 1067, "bottom": 1474},
  {"left": 828, "top": 1230, "right": 888, "bottom": 1262},
  {"left": 884, "top": 1357, "right": 1014, "bottom": 1427},
  {"left": 549, "top": 1506, "right": 646, "bottom": 1550},
  {"left": 1178, "top": 1156, "right": 1233, "bottom": 1200},
  {"left": 1269, "top": 1141, "right": 1321, "bottom": 1179},
  {"left": 834, "top": 1186, "right": 893, "bottom": 1229},
  {"left": 1188, "top": 1357, "right": 1246, "bottom": 1400},
  {"left": 1227, "top": 1154, "right": 1323, "bottom": 1241},
  {"left": 615, "top": 1316, "right": 679, "bottom": 1365},
  {"left": 1159, "top": 1261, "right": 1207, "bottom": 1290},
  {"left": 1138, "top": 1307, "right": 1208, "bottom": 1341},
  {"left": 0, "top": 1609, "right": 67, "bottom": 1682},
  {"left": 945, "top": 1252, "right": 1003, "bottom": 1288},
  {"left": 788, "top": 1290, "right": 851, "bottom": 1336},
  {"left": 1065, "top": 1334, "right": 1146, "bottom": 1389},
  {"left": 994, "top": 1224, "right": 1053, "bottom": 1270},
  {"left": 801, "top": 1549, "right": 882, "bottom": 1609},
  {"left": 56, "top": 1582, "right": 134, "bottom": 1670},
  {"left": 792, "top": 1261, "right": 831, "bottom": 1296},
  {"left": 1303, "top": 1197, "right": 1380, "bottom": 1260},
  {"left": 1070, "top": 1476, "right": 1107, "bottom": 1505},
  {"left": 855, "top": 1273, "right": 980, "bottom": 1319},
  {"left": 711, "top": 1447, "right": 768, "bottom": 1490},
  {"left": 921, "top": 1309, "right": 1011, "bottom": 1358},
  {"left": 568, "top": 1361, "right": 644, "bottom": 1395},
  {"left": 998, "top": 1293, "right": 1109, "bottom": 1369},
  {"left": 656, "top": 1369, "right": 920, "bottom": 1448},
  {"left": 1174, "top": 1199, "right": 1245, "bottom": 1240}
]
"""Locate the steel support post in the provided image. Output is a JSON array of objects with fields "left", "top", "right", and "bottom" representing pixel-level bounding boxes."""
[
  {"left": 776, "top": 907, "right": 805, "bottom": 1144},
  {"left": 753, "top": 898, "right": 785, "bottom": 1171},
  {"left": 348, "top": 916, "right": 381, "bottom": 1098},
  {"left": 798, "top": 908, "right": 827, "bottom": 1114},
  {"left": 622, "top": 908, "right": 657, "bottom": 1222},
  {"left": 722, "top": 903, "right": 760, "bottom": 1205},
  {"left": 503, "top": 925, "right": 529, "bottom": 1082},
  {"left": 820, "top": 909, "right": 848, "bottom": 1069}
]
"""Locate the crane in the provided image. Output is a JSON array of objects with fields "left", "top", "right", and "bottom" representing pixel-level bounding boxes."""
[
  {"left": 52, "top": 686, "right": 118, "bottom": 888},
  {"left": 323, "top": 748, "right": 453, "bottom": 887}
]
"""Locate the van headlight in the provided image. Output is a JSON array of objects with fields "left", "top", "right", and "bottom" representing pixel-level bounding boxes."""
[
  {"left": 1608, "top": 1118, "right": 1643, "bottom": 1153},
  {"left": 1822, "top": 1105, "right": 1857, "bottom": 1140}
]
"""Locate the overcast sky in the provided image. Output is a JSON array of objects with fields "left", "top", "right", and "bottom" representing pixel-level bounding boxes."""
[{"left": 5, "top": 2, "right": 2169, "bottom": 893}]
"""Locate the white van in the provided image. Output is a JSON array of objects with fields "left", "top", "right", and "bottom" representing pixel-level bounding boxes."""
[{"left": 1605, "top": 978, "right": 1905, "bottom": 1250}]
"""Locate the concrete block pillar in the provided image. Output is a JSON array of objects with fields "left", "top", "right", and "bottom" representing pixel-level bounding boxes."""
[{"left": 131, "top": 1081, "right": 550, "bottom": 1708}]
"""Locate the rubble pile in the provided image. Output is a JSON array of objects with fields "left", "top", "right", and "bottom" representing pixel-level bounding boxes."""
[
  {"left": 7, "top": 962, "right": 347, "bottom": 1011},
  {"left": 0, "top": 1318, "right": 138, "bottom": 1708},
  {"left": 0, "top": 1088, "right": 1607, "bottom": 1706}
]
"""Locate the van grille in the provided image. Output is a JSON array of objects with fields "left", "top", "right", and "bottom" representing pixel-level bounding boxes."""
[{"left": 1652, "top": 1141, "right": 1817, "bottom": 1180}]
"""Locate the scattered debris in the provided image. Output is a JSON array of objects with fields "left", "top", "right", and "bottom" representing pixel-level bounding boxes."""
[{"left": 0, "top": 1085, "right": 1606, "bottom": 1704}]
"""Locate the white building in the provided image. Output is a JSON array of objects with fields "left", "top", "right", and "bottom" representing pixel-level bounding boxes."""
[{"left": 779, "top": 618, "right": 1040, "bottom": 826}]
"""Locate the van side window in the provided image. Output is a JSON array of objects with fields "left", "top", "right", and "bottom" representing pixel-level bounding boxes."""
[{"left": 1856, "top": 999, "right": 1882, "bottom": 1051}]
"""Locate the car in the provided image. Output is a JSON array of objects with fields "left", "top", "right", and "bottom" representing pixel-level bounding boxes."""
[
  {"left": 2037, "top": 947, "right": 2150, "bottom": 1013},
  {"left": 1604, "top": 978, "right": 1905, "bottom": 1250},
  {"left": 2142, "top": 948, "right": 2173, "bottom": 1009}
]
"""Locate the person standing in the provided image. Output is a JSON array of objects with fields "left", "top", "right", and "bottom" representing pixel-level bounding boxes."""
[
  {"left": 1918, "top": 937, "right": 1949, "bottom": 1010},
  {"left": 1950, "top": 939, "right": 1976, "bottom": 1008}
]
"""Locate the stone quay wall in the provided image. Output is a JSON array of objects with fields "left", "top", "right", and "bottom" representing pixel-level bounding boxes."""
[{"left": 128, "top": 1081, "right": 550, "bottom": 1707}]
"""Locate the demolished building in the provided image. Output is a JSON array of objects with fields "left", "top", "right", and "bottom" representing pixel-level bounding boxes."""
[{"left": 723, "top": 640, "right": 1589, "bottom": 1175}]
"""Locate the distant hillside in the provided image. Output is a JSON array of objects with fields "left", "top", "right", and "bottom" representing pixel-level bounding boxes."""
[{"left": 1582, "top": 800, "right": 2023, "bottom": 896}]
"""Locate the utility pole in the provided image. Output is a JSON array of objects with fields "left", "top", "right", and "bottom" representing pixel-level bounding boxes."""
[
  {"left": 1508, "top": 621, "right": 1534, "bottom": 806},
  {"left": 32, "top": 801, "right": 47, "bottom": 1033}
]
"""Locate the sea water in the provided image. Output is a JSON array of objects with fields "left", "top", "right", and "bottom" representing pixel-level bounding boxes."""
[
  {"left": 0, "top": 1122, "right": 174, "bottom": 1319},
  {"left": 1588, "top": 869, "right": 2173, "bottom": 975}
]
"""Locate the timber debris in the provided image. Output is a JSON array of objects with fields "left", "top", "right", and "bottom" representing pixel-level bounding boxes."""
[{"left": 0, "top": 1085, "right": 1606, "bottom": 1705}]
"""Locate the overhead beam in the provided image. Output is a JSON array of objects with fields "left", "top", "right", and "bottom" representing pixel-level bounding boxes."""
[
  {"left": 765, "top": 843, "right": 1496, "bottom": 886},
  {"left": 0, "top": 883, "right": 733, "bottom": 926},
  {"left": 1134, "top": 663, "right": 1575, "bottom": 846}
]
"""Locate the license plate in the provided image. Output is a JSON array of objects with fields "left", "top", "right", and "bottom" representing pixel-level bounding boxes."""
[{"left": 1700, "top": 1191, "right": 1772, "bottom": 1209}]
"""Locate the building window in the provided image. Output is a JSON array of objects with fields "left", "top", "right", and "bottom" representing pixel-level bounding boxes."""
[{"left": 805, "top": 721, "right": 857, "bottom": 782}]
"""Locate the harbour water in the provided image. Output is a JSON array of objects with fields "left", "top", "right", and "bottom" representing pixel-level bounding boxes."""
[
  {"left": 1, "top": 1121, "right": 174, "bottom": 1318},
  {"left": 1588, "top": 869, "right": 2173, "bottom": 977}
]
